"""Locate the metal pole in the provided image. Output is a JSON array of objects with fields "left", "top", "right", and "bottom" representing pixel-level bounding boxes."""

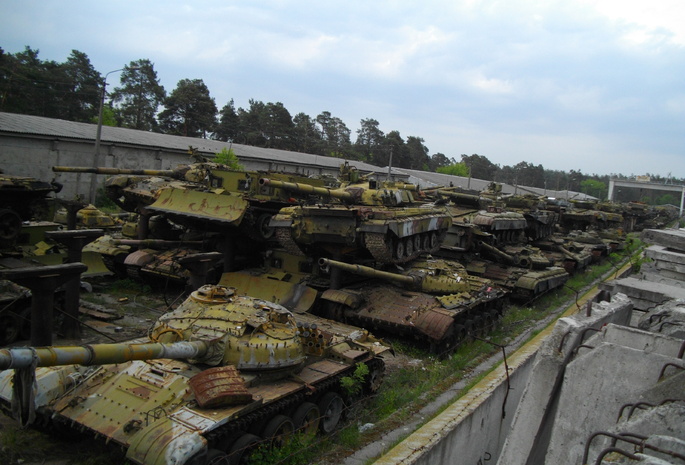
[{"left": 88, "top": 67, "right": 137, "bottom": 203}]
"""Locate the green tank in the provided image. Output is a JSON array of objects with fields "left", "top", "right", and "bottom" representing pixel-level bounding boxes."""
[
  {"left": 0, "top": 284, "right": 388, "bottom": 465},
  {"left": 0, "top": 172, "right": 62, "bottom": 246},
  {"left": 502, "top": 194, "right": 558, "bottom": 241},
  {"left": 53, "top": 164, "right": 329, "bottom": 242},
  {"left": 262, "top": 177, "right": 452, "bottom": 264},
  {"left": 317, "top": 257, "right": 506, "bottom": 354}
]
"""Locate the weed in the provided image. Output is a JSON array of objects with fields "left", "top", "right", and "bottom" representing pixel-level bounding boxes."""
[{"left": 340, "top": 363, "right": 369, "bottom": 397}]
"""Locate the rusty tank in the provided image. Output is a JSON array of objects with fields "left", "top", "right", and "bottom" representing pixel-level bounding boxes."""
[
  {"left": 316, "top": 257, "right": 505, "bottom": 354},
  {"left": 262, "top": 177, "right": 452, "bottom": 264},
  {"left": 0, "top": 284, "right": 388, "bottom": 465},
  {"left": 85, "top": 235, "right": 215, "bottom": 286}
]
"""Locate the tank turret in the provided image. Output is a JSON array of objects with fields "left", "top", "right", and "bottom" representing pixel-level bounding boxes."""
[
  {"left": 0, "top": 284, "right": 388, "bottom": 465},
  {"left": 319, "top": 257, "right": 474, "bottom": 295},
  {"left": 316, "top": 256, "right": 505, "bottom": 354},
  {"left": 259, "top": 178, "right": 355, "bottom": 202}
]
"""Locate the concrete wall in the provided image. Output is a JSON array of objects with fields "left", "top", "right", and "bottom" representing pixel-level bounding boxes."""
[{"left": 375, "top": 328, "right": 543, "bottom": 465}]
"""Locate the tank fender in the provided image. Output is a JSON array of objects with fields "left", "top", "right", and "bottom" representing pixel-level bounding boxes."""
[
  {"left": 321, "top": 289, "right": 364, "bottom": 308},
  {"left": 412, "top": 308, "right": 456, "bottom": 342},
  {"left": 124, "top": 249, "right": 156, "bottom": 267},
  {"left": 126, "top": 416, "right": 207, "bottom": 465}
]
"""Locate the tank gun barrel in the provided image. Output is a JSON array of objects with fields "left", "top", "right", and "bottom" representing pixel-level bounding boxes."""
[
  {"left": 112, "top": 239, "right": 206, "bottom": 249},
  {"left": 0, "top": 341, "right": 209, "bottom": 370},
  {"left": 260, "top": 178, "right": 354, "bottom": 202},
  {"left": 53, "top": 166, "right": 179, "bottom": 178},
  {"left": 478, "top": 241, "right": 519, "bottom": 266},
  {"left": 436, "top": 189, "right": 482, "bottom": 207},
  {"left": 319, "top": 258, "right": 419, "bottom": 287}
]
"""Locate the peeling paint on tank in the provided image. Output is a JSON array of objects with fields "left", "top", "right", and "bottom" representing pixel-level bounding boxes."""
[{"left": 164, "top": 429, "right": 205, "bottom": 465}]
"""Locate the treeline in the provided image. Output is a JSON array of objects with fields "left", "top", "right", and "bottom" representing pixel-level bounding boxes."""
[{"left": 1, "top": 47, "right": 681, "bottom": 203}]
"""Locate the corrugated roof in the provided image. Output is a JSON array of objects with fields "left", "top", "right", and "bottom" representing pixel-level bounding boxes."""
[
  {"left": 0, "top": 112, "right": 594, "bottom": 198},
  {"left": 0, "top": 112, "right": 388, "bottom": 174},
  {"left": 395, "top": 167, "right": 596, "bottom": 200}
]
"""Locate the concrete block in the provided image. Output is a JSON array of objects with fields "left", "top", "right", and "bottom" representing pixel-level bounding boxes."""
[
  {"left": 586, "top": 401, "right": 685, "bottom": 463},
  {"left": 638, "top": 299, "right": 685, "bottom": 339},
  {"left": 543, "top": 343, "right": 685, "bottom": 465},
  {"left": 496, "top": 294, "right": 633, "bottom": 465}
]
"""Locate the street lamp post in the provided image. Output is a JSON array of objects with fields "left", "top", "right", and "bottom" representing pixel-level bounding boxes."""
[{"left": 88, "top": 67, "right": 137, "bottom": 203}]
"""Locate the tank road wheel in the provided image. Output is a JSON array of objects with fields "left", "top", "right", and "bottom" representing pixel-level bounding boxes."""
[
  {"left": 413, "top": 235, "right": 423, "bottom": 254},
  {"left": 404, "top": 237, "right": 414, "bottom": 257},
  {"left": 0, "top": 209, "right": 21, "bottom": 244},
  {"left": 394, "top": 239, "right": 405, "bottom": 261},
  {"left": 422, "top": 233, "right": 431, "bottom": 251},
  {"left": 227, "top": 433, "right": 261, "bottom": 465},
  {"left": 205, "top": 449, "right": 230, "bottom": 465},
  {"left": 262, "top": 414, "right": 295, "bottom": 446},
  {"left": 0, "top": 312, "right": 20, "bottom": 346},
  {"left": 453, "top": 324, "right": 467, "bottom": 347},
  {"left": 429, "top": 232, "right": 439, "bottom": 250},
  {"left": 318, "top": 392, "right": 344, "bottom": 434},
  {"left": 256, "top": 213, "right": 275, "bottom": 240},
  {"left": 364, "top": 360, "right": 386, "bottom": 394},
  {"left": 292, "top": 402, "right": 320, "bottom": 438}
]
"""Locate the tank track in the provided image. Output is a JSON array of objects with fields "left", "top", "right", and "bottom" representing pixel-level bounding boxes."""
[
  {"left": 364, "top": 232, "right": 394, "bottom": 263},
  {"left": 200, "top": 356, "right": 385, "bottom": 447},
  {"left": 274, "top": 226, "right": 305, "bottom": 256},
  {"left": 365, "top": 228, "right": 448, "bottom": 265}
]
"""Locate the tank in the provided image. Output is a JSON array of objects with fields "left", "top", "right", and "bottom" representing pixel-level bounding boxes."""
[
  {"left": 0, "top": 284, "right": 388, "bottom": 465},
  {"left": 316, "top": 257, "right": 506, "bottom": 354},
  {"left": 53, "top": 164, "right": 330, "bottom": 242},
  {"left": 502, "top": 194, "right": 558, "bottom": 241},
  {"left": 53, "top": 204, "right": 124, "bottom": 230},
  {"left": 261, "top": 177, "right": 452, "bottom": 264},
  {"left": 0, "top": 172, "right": 62, "bottom": 222},
  {"left": 533, "top": 237, "right": 594, "bottom": 273},
  {"left": 84, "top": 235, "right": 220, "bottom": 286},
  {"left": 463, "top": 257, "right": 569, "bottom": 302},
  {"left": 0, "top": 173, "right": 62, "bottom": 248}
]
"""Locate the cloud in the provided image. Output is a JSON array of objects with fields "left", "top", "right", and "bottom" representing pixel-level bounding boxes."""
[{"left": 1, "top": 0, "right": 684, "bottom": 177}]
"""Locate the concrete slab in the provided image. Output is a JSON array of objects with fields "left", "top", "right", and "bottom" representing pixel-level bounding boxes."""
[
  {"left": 600, "top": 277, "right": 685, "bottom": 310},
  {"left": 584, "top": 324, "right": 685, "bottom": 358},
  {"left": 641, "top": 228, "right": 685, "bottom": 252},
  {"left": 644, "top": 245, "right": 685, "bottom": 280},
  {"left": 639, "top": 267, "right": 685, "bottom": 288}
]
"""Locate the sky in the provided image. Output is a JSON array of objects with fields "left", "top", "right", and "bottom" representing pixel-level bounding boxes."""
[{"left": 2, "top": 0, "right": 684, "bottom": 178}]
